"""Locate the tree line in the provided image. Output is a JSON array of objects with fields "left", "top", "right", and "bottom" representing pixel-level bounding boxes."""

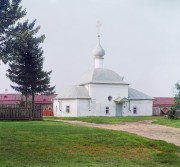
[{"left": 0, "top": 0, "right": 55, "bottom": 109}]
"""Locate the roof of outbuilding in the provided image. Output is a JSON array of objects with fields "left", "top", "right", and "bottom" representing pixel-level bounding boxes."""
[
  {"left": 153, "top": 97, "right": 174, "bottom": 107},
  {"left": 0, "top": 94, "right": 57, "bottom": 104},
  {"left": 77, "top": 68, "right": 128, "bottom": 85},
  {"left": 0, "top": 94, "right": 21, "bottom": 101},
  {"left": 56, "top": 86, "right": 91, "bottom": 99},
  {"left": 128, "top": 87, "right": 153, "bottom": 100}
]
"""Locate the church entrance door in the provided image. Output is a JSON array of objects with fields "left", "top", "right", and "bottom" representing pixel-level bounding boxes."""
[{"left": 116, "top": 104, "right": 122, "bottom": 116}]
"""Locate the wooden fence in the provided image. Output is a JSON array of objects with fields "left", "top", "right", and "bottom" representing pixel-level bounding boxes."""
[
  {"left": 0, "top": 104, "right": 42, "bottom": 120},
  {"left": 175, "top": 110, "right": 180, "bottom": 118}
]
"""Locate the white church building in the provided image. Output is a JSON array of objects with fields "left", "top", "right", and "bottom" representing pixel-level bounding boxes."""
[{"left": 53, "top": 30, "right": 153, "bottom": 117}]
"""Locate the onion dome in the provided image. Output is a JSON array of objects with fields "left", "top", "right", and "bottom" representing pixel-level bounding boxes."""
[{"left": 92, "top": 35, "right": 105, "bottom": 58}]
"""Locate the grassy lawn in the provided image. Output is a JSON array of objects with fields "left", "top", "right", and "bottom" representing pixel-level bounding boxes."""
[
  {"left": 0, "top": 121, "right": 180, "bottom": 167},
  {"left": 45, "top": 116, "right": 180, "bottom": 128}
]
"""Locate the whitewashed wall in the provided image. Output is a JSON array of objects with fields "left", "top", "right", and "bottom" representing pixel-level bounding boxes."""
[
  {"left": 53, "top": 100, "right": 60, "bottom": 117},
  {"left": 77, "top": 99, "right": 91, "bottom": 116},
  {"left": 87, "top": 84, "right": 128, "bottom": 100},
  {"left": 53, "top": 99, "right": 78, "bottom": 117},
  {"left": 124, "top": 100, "right": 153, "bottom": 116},
  {"left": 85, "top": 83, "right": 128, "bottom": 116},
  {"left": 53, "top": 98, "right": 153, "bottom": 117},
  {"left": 92, "top": 102, "right": 115, "bottom": 116},
  {"left": 122, "top": 101, "right": 130, "bottom": 116},
  {"left": 53, "top": 83, "right": 153, "bottom": 117},
  {"left": 61, "top": 100, "right": 78, "bottom": 117},
  {"left": 53, "top": 99, "right": 92, "bottom": 117}
]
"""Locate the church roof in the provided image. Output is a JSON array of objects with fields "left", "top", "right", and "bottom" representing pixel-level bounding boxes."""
[
  {"left": 56, "top": 86, "right": 91, "bottom": 99},
  {"left": 77, "top": 68, "right": 128, "bottom": 85},
  {"left": 128, "top": 87, "right": 153, "bottom": 100}
]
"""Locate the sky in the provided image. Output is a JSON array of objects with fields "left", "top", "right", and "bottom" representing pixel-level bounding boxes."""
[{"left": 1, "top": 0, "right": 180, "bottom": 97}]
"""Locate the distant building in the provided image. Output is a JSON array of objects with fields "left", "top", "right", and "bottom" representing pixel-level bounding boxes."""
[
  {"left": 153, "top": 97, "right": 174, "bottom": 115},
  {"left": 0, "top": 94, "right": 57, "bottom": 116},
  {"left": 53, "top": 31, "right": 154, "bottom": 117}
]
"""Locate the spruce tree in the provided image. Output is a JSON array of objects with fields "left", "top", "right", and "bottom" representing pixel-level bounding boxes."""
[
  {"left": 0, "top": 0, "right": 26, "bottom": 63},
  {"left": 6, "top": 20, "right": 55, "bottom": 110}
]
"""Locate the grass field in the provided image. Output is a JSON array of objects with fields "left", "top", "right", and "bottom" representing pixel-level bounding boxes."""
[
  {"left": 45, "top": 116, "right": 180, "bottom": 128},
  {"left": 0, "top": 121, "right": 180, "bottom": 167}
]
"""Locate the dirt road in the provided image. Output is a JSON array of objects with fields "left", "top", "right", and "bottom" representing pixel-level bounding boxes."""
[{"left": 61, "top": 120, "right": 180, "bottom": 146}]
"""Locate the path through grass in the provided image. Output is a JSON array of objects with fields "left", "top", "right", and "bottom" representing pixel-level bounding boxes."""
[
  {"left": 0, "top": 121, "right": 180, "bottom": 167},
  {"left": 45, "top": 116, "right": 180, "bottom": 128}
]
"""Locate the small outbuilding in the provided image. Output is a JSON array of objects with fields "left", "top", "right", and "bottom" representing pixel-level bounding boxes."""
[{"left": 153, "top": 97, "right": 174, "bottom": 115}]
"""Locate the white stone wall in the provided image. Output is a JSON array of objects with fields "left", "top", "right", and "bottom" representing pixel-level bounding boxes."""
[
  {"left": 94, "top": 58, "right": 103, "bottom": 68},
  {"left": 93, "top": 102, "right": 116, "bottom": 116},
  {"left": 53, "top": 100, "right": 60, "bottom": 117},
  {"left": 88, "top": 84, "right": 128, "bottom": 100},
  {"left": 53, "top": 83, "right": 153, "bottom": 117},
  {"left": 53, "top": 98, "right": 153, "bottom": 117},
  {"left": 87, "top": 83, "right": 128, "bottom": 116},
  {"left": 122, "top": 101, "right": 130, "bottom": 116},
  {"left": 53, "top": 99, "right": 93, "bottom": 117},
  {"left": 77, "top": 99, "right": 91, "bottom": 117},
  {"left": 124, "top": 100, "right": 153, "bottom": 116},
  {"left": 53, "top": 99, "right": 78, "bottom": 117}
]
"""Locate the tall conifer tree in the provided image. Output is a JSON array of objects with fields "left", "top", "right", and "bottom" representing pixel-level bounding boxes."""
[
  {"left": 6, "top": 20, "right": 55, "bottom": 109},
  {"left": 0, "top": 0, "right": 26, "bottom": 63}
]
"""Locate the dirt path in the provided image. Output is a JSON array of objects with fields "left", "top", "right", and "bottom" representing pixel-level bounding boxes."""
[{"left": 60, "top": 120, "right": 180, "bottom": 146}]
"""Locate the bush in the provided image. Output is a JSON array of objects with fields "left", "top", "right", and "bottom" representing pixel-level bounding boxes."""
[{"left": 167, "top": 109, "right": 177, "bottom": 119}]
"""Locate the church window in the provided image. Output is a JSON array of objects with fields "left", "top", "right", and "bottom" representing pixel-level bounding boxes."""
[
  {"left": 106, "top": 107, "right": 109, "bottom": 114},
  {"left": 66, "top": 106, "right": 70, "bottom": 113},
  {"left": 108, "top": 96, "right": 112, "bottom": 101},
  {"left": 133, "top": 107, "right": 137, "bottom": 114}
]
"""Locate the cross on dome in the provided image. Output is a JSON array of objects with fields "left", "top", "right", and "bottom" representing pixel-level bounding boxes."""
[
  {"left": 92, "top": 21, "right": 105, "bottom": 68},
  {"left": 96, "top": 21, "right": 102, "bottom": 37}
]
